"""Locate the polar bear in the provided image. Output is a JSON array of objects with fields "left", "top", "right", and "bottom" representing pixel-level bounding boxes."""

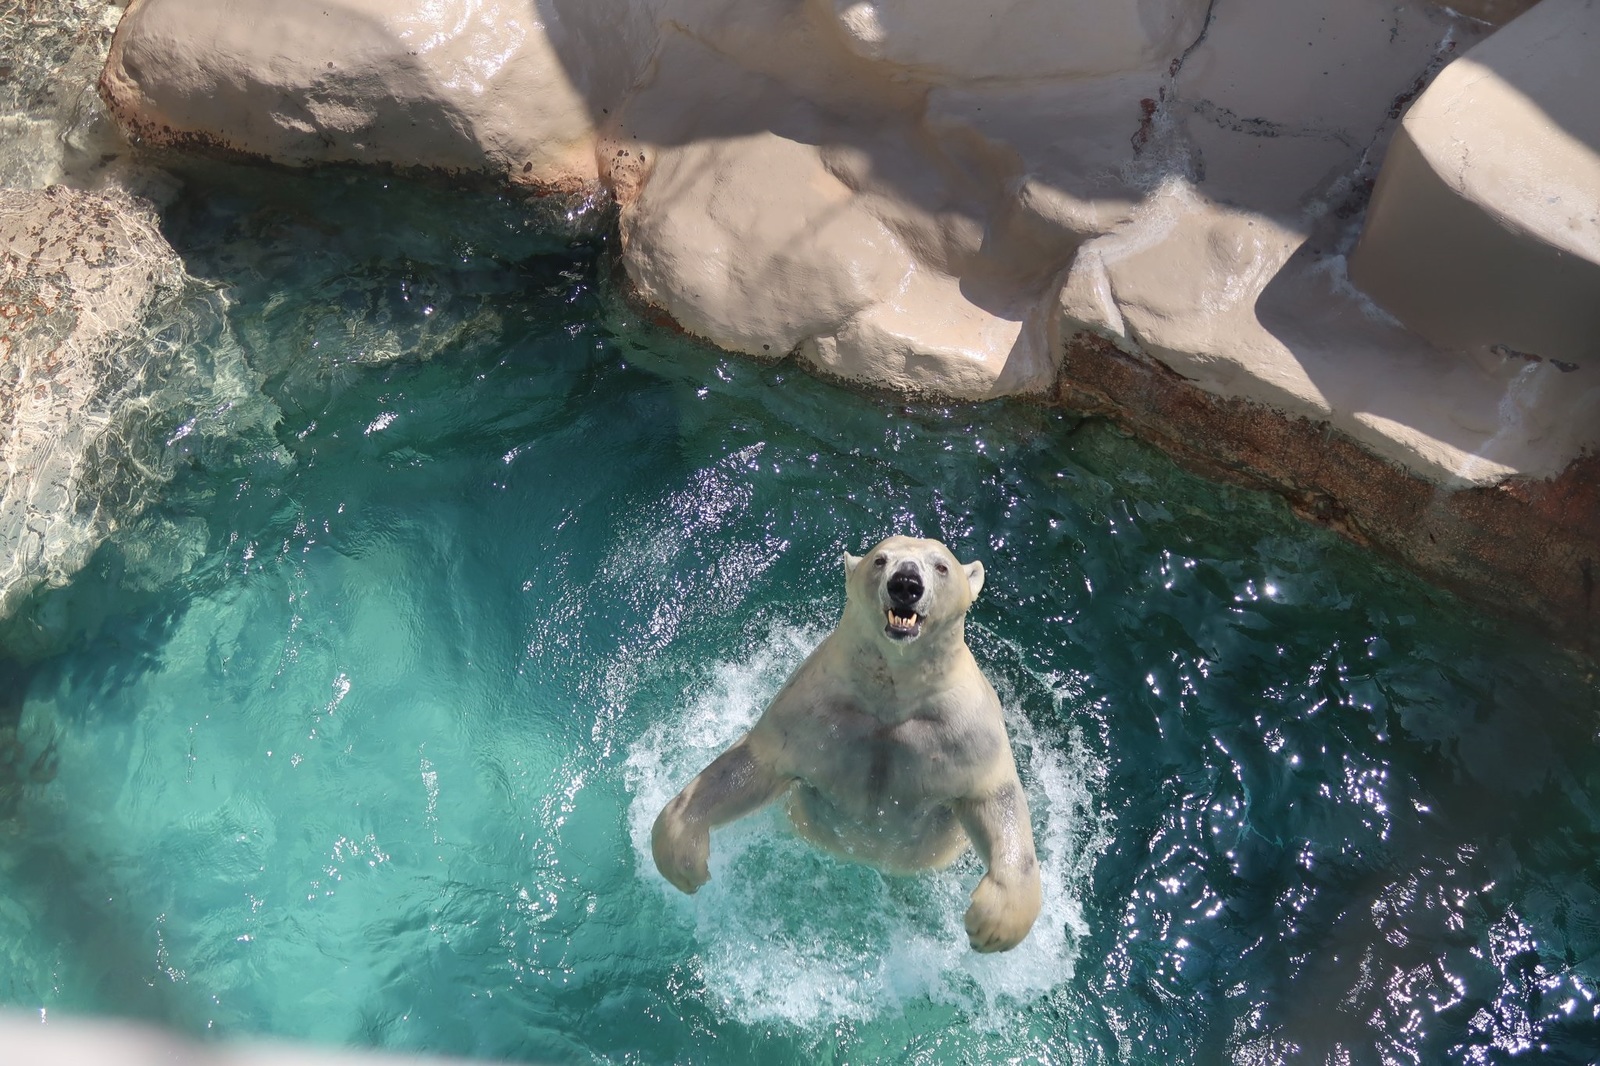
[{"left": 652, "top": 535, "right": 1042, "bottom": 952}]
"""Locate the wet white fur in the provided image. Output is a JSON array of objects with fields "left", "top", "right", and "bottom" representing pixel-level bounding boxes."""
[{"left": 651, "top": 535, "right": 1042, "bottom": 952}]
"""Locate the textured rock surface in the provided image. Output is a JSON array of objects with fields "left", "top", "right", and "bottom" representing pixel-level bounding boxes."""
[
  {"left": 99, "top": 0, "right": 602, "bottom": 190},
  {"left": 0, "top": 180, "right": 273, "bottom": 656},
  {"left": 0, "top": 185, "right": 185, "bottom": 620},
  {"left": 607, "top": 21, "right": 1062, "bottom": 397},
  {"left": 0, "top": 0, "right": 129, "bottom": 189},
  {"left": 88, "top": 0, "right": 1600, "bottom": 436},
  {"left": 815, "top": 0, "right": 1208, "bottom": 82},
  {"left": 0, "top": 183, "right": 271, "bottom": 652},
  {"left": 1350, "top": 0, "right": 1600, "bottom": 372},
  {"left": 602, "top": 0, "right": 1596, "bottom": 476},
  {"left": 1045, "top": 0, "right": 1596, "bottom": 487}
]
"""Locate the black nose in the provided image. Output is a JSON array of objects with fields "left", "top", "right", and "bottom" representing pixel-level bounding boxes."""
[{"left": 887, "top": 566, "right": 923, "bottom": 608}]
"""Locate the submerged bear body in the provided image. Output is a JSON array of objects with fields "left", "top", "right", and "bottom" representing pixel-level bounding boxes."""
[{"left": 651, "top": 535, "right": 1043, "bottom": 952}]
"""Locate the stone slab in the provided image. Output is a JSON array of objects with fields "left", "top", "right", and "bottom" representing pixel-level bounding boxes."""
[
  {"left": 100, "top": 0, "right": 601, "bottom": 190},
  {"left": 1349, "top": 0, "right": 1600, "bottom": 370}
]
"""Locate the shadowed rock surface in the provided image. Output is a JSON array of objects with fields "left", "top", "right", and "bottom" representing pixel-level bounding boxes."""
[{"left": 1350, "top": 0, "right": 1600, "bottom": 370}]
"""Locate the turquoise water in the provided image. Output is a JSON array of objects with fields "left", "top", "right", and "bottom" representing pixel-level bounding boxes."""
[{"left": 2, "top": 168, "right": 1599, "bottom": 1064}]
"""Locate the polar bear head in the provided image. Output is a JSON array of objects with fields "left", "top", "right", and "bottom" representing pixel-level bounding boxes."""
[{"left": 841, "top": 535, "right": 985, "bottom": 645}]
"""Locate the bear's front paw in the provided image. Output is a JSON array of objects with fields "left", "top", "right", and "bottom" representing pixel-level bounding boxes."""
[
  {"left": 651, "top": 807, "right": 710, "bottom": 894},
  {"left": 964, "top": 870, "right": 1043, "bottom": 953}
]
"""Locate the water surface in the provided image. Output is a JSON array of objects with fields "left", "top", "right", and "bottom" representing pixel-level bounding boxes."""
[{"left": 2, "top": 168, "right": 1598, "bottom": 1064}]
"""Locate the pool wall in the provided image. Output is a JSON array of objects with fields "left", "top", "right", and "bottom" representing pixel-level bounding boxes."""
[{"left": 0, "top": 1013, "right": 480, "bottom": 1066}]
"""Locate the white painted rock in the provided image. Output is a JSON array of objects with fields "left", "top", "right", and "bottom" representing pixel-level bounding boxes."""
[
  {"left": 816, "top": 0, "right": 1209, "bottom": 82},
  {"left": 1349, "top": 0, "right": 1600, "bottom": 371},
  {"left": 621, "top": 128, "right": 906, "bottom": 361},
  {"left": 100, "top": 0, "right": 602, "bottom": 189},
  {"left": 94, "top": 0, "right": 1600, "bottom": 475},
  {"left": 1045, "top": 0, "right": 1600, "bottom": 484},
  {"left": 609, "top": 27, "right": 1063, "bottom": 398}
]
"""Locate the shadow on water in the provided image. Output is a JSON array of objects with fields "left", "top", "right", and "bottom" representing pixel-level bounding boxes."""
[
  {"left": 0, "top": 658, "right": 44, "bottom": 823},
  {"left": 0, "top": 812, "right": 185, "bottom": 1026},
  {"left": 0, "top": 659, "right": 32, "bottom": 732},
  {"left": 0, "top": 650, "right": 186, "bottom": 1026}
]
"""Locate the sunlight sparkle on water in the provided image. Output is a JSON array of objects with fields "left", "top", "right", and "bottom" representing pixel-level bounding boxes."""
[{"left": 0, "top": 168, "right": 1595, "bottom": 1065}]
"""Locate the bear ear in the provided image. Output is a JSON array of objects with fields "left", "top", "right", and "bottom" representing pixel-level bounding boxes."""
[
  {"left": 963, "top": 560, "right": 985, "bottom": 599},
  {"left": 842, "top": 551, "right": 861, "bottom": 578}
]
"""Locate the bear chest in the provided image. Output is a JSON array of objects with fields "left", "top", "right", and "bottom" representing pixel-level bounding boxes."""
[{"left": 787, "top": 713, "right": 982, "bottom": 807}]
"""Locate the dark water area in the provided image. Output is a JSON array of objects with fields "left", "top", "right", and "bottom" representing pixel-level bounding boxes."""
[{"left": 0, "top": 165, "right": 1597, "bottom": 1064}]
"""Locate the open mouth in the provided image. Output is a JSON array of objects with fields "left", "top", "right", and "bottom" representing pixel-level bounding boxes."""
[{"left": 884, "top": 608, "right": 923, "bottom": 640}]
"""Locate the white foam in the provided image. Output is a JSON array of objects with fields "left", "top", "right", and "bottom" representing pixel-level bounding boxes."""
[{"left": 623, "top": 623, "right": 1109, "bottom": 1027}]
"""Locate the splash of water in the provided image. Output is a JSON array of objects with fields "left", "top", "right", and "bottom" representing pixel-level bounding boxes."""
[{"left": 623, "top": 622, "right": 1108, "bottom": 1027}]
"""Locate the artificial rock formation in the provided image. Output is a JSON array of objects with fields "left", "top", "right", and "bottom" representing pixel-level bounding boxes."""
[
  {"left": 0, "top": 185, "right": 186, "bottom": 621},
  {"left": 97, "top": 0, "right": 1600, "bottom": 459},
  {"left": 1350, "top": 0, "right": 1600, "bottom": 371},
  {"left": 86, "top": 0, "right": 1600, "bottom": 645},
  {"left": 99, "top": 0, "right": 602, "bottom": 191}
]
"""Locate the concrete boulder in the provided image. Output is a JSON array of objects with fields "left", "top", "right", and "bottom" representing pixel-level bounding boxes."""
[
  {"left": 815, "top": 0, "right": 1208, "bottom": 82},
  {"left": 607, "top": 24, "right": 1063, "bottom": 397},
  {"left": 100, "top": 0, "right": 602, "bottom": 190},
  {"left": 1349, "top": 0, "right": 1600, "bottom": 372}
]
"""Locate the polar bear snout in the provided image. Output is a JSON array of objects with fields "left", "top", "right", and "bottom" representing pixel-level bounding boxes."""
[
  {"left": 887, "top": 565, "right": 923, "bottom": 608},
  {"left": 884, "top": 564, "right": 925, "bottom": 640},
  {"left": 844, "top": 537, "right": 983, "bottom": 644}
]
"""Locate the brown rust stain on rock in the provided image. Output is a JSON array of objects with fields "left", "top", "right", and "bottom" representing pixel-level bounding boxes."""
[{"left": 1057, "top": 331, "right": 1599, "bottom": 654}]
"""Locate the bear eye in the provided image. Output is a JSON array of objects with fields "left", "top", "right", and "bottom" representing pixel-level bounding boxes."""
[
  {"left": 873, "top": 555, "right": 887, "bottom": 568},
  {"left": 934, "top": 562, "right": 949, "bottom": 576}
]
